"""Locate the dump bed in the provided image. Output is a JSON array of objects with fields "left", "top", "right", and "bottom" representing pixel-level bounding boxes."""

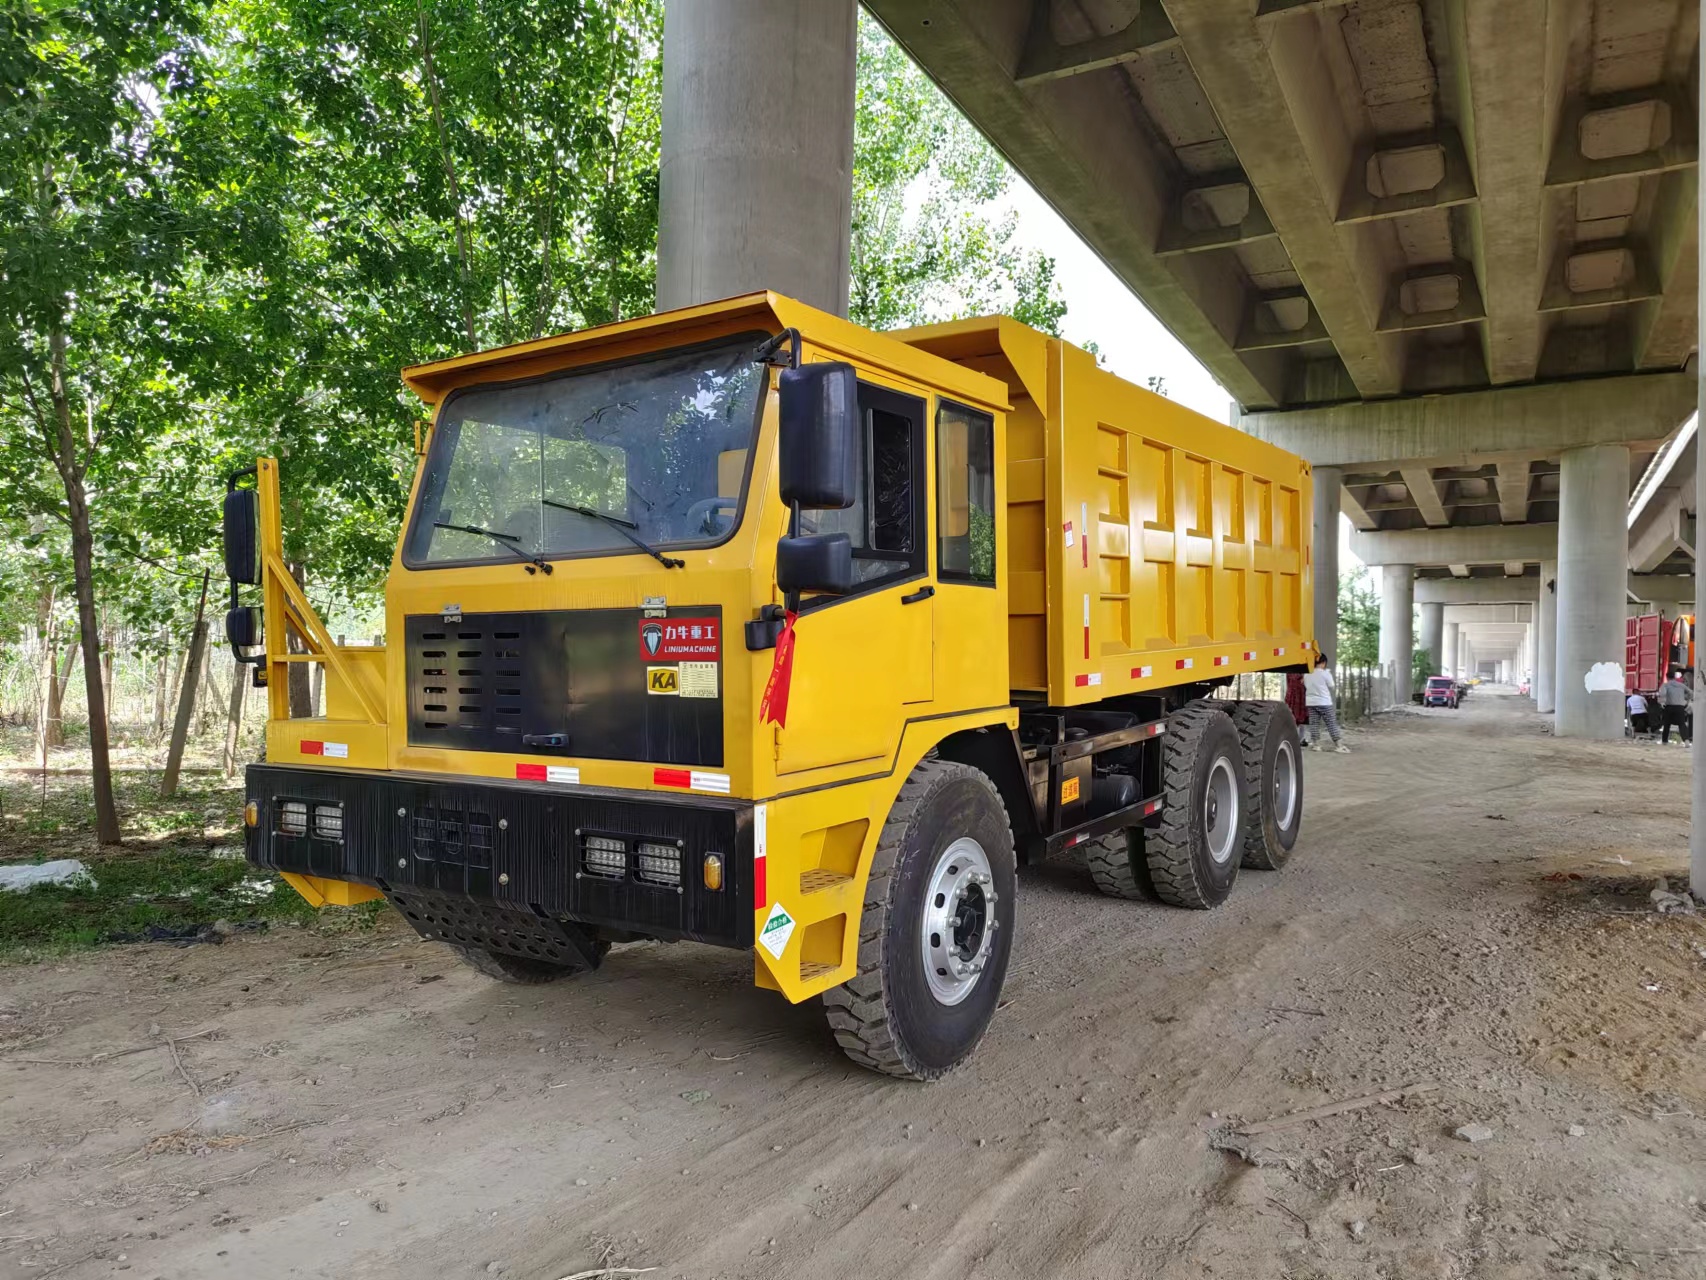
[{"left": 896, "top": 318, "right": 1315, "bottom": 705}]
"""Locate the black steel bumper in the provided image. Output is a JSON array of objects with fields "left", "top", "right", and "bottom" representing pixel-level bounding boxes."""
[{"left": 245, "top": 764, "right": 755, "bottom": 949}]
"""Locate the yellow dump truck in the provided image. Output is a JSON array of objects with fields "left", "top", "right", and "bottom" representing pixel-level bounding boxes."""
[{"left": 225, "top": 292, "right": 1316, "bottom": 1079}]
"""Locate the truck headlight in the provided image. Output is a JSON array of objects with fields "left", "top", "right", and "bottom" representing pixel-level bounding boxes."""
[
  {"left": 636, "top": 841, "right": 682, "bottom": 887},
  {"left": 277, "top": 800, "right": 308, "bottom": 837},
  {"left": 582, "top": 834, "right": 626, "bottom": 879}
]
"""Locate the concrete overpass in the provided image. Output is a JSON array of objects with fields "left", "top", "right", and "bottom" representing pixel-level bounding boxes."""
[{"left": 861, "top": 0, "right": 1701, "bottom": 737}]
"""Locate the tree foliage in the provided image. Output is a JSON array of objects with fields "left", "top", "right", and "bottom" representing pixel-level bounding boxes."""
[
  {"left": 0, "top": 0, "right": 1069, "bottom": 832},
  {"left": 1337, "top": 566, "right": 1381, "bottom": 668},
  {"left": 849, "top": 13, "right": 1064, "bottom": 334}
]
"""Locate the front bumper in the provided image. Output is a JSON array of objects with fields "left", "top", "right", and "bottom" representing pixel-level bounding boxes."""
[{"left": 245, "top": 764, "right": 755, "bottom": 949}]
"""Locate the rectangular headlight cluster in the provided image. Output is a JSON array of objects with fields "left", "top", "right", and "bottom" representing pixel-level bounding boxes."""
[
  {"left": 275, "top": 799, "right": 344, "bottom": 842},
  {"left": 312, "top": 802, "right": 344, "bottom": 842},
  {"left": 635, "top": 841, "right": 682, "bottom": 887},
  {"left": 277, "top": 800, "right": 308, "bottom": 837},
  {"left": 579, "top": 834, "right": 685, "bottom": 888},
  {"left": 581, "top": 834, "right": 627, "bottom": 880}
]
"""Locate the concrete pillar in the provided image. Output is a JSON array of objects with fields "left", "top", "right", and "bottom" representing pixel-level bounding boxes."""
[
  {"left": 1554, "top": 445, "right": 1630, "bottom": 738},
  {"left": 1458, "top": 629, "right": 1471, "bottom": 681},
  {"left": 657, "top": 0, "right": 857, "bottom": 316},
  {"left": 1313, "top": 466, "right": 1341, "bottom": 665},
  {"left": 1524, "top": 623, "right": 1536, "bottom": 691},
  {"left": 1379, "top": 563, "right": 1415, "bottom": 704},
  {"left": 1443, "top": 621, "right": 1459, "bottom": 677},
  {"left": 1419, "top": 602, "right": 1445, "bottom": 675},
  {"left": 1695, "top": 24, "right": 1706, "bottom": 900},
  {"left": 1537, "top": 561, "right": 1557, "bottom": 714}
]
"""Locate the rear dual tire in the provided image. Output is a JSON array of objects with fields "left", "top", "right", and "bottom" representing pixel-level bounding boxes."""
[
  {"left": 1086, "top": 700, "right": 1303, "bottom": 910},
  {"left": 1231, "top": 700, "right": 1303, "bottom": 871}
]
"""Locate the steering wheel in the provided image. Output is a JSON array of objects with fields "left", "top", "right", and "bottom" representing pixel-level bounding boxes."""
[{"left": 685, "top": 496, "right": 738, "bottom": 536}]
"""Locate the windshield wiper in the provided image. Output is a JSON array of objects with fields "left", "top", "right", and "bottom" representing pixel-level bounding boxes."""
[
  {"left": 432, "top": 521, "right": 553, "bottom": 575},
  {"left": 542, "top": 499, "right": 684, "bottom": 569}
]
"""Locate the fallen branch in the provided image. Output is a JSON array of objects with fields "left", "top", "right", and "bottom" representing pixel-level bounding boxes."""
[
  {"left": 1234, "top": 1082, "right": 1438, "bottom": 1136},
  {"left": 554, "top": 1269, "right": 657, "bottom": 1280},
  {"left": 2, "top": 1027, "right": 219, "bottom": 1069},
  {"left": 1265, "top": 1006, "right": 1327, "bottom": 1018},
  {"left": 1265, "top": 1196, "right": 1310, "bottom": 1238},
  {"left": 163, "top": 1036, "right": 201, "bottom": 1096}
]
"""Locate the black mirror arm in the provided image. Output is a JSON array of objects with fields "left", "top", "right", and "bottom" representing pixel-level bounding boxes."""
[
  {"left": 754, "top": 328, "right": 802, "bottom": 370},
  {"left": 783, "top": 499, "right": 802, "bottom": 614}
]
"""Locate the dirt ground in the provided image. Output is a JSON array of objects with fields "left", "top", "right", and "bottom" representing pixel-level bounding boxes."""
[{"left": 3, "top": 688, "right": 1705, "bottom": 1280}]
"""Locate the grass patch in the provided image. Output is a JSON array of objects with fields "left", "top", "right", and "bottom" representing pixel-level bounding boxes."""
[{"left": 0, "top": 849, "right": 385, "bottom": 960}]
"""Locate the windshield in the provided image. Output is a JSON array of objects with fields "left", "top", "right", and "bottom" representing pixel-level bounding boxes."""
[{"left": 405, "top": 334, "right": 766, "bottom": 567}]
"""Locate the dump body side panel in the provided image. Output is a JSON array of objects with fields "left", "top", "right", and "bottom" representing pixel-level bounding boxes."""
[{"left": 892, "top": 319, "right": 1315, "bottom": 706}]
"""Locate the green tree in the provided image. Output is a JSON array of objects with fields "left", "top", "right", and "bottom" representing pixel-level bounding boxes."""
[
  {"left": 0, "top": 0, "right": 224, "bottom": 842},
  {"left": 1337, "top": 566, "right": 1380, "bottom": 668},
  {"left": 848, "top": 14, "right": 1064, "bottom": 334}
]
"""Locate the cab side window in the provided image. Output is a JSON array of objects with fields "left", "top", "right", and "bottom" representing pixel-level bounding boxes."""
[
  {"left": 936, "top": 400, "right": 996, "bottom": 584},
  {"left": 806, "top": 382, "right": 926, "bottom": 590}
]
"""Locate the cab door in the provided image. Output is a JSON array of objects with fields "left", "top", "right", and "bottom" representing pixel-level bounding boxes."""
[{"left": 775, "top": 380, "right": 934, "bottom": 775}]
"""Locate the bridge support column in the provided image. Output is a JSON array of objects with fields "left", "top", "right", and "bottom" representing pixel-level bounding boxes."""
[
  {"left": 1537, "top": 562, "right": 1557, "bottom": 714},
  {"left": 1379, "top": 564, "right": 1415, "bottom": 705},
  {"left": 1443, "top": 620, "right": 1459, "bottom": 677},
  {"left": 1555, "top": 445, "right": 1629, "bottom": 738},
  {"left": 1312, "top": 467, "right": 1341, "bottom": 664},
  {"left": 657, "top": 0, "right": 857, "bottom": 315},
  {"left": 1419, "top": 601, "right": 1445, "bottom": 676}
]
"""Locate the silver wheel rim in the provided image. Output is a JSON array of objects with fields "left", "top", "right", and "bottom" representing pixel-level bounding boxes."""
[
  {"left": 920, "top": 837, "right": 997, "bottom": 1007},
  {"left": 1272, "top": 739, "right": 1298, "bottom": 832},
  {"left": 1204, "top": 755, "right": 1239, "bottom": 865}
]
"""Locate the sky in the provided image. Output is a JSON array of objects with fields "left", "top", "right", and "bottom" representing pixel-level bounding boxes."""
[
  {"left": 1005, "top": 180, "right": 1233, "bottom": 424},
  {"left": 1005, "top": 178, "right": 1363, "bottom": 570}
]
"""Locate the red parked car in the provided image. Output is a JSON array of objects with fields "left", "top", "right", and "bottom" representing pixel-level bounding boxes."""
[{"left": 1422, "top": 676, "right": 1460, "bottom": 708}]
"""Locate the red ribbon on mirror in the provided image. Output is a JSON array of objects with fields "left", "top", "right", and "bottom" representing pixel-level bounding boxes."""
[{"left": 758, "top": 611, "right": 798, "bottom": 727}]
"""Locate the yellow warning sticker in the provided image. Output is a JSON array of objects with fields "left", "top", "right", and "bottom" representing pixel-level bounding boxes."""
[
  {"left": 646, "top": 666, "right": 680, "bottom": 695},
  {"left": 1061, "top": 776, "right": 1081, "bottom": 804}
]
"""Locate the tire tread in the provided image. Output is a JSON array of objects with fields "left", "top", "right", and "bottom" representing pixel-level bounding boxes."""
[
  {"left": 821, "top": 760, "right": 1010, "bottom": 1081},
  {"left": 1145, "top": 702, "right": 1237, "bottom": 910}
]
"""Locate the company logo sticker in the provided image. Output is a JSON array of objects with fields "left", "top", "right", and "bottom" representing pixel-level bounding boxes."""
[
  {"left": 759, "top": 903, "right": 796, "bottom": 959},
  {"left": 636, "top": 617, "right": 720, "bottom": 660},
  {"left": 647, "top": 666, "right": 680, "bottom": 695}
]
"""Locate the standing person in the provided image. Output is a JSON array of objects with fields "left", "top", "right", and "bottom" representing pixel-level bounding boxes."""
[
  {"left": 1626, "top": 689, "right": 1650, "bottom": 737},
  {"left": 1656, "top": 671, "right": 1690, "bottom": 744},
  {"left": 1302, "top": 653, "right": 1349, "bottom": 754}
]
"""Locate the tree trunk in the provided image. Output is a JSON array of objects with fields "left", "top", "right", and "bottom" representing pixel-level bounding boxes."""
[
  {"left": 287, "top": 562, "right": 312, "bottom": 718},
  {"left": 41, "top": 324, "right": 120, "bottom": 843},
  {"left": 162, "top": 570, "right": 211, "bottom": 798},
  {"left": 101, "top": 627, "right": 115, "bottom": 722},
  {"left": 223, "top": 660, "right": 248, "bottom": 776},
  {"left": 46, "top": 641, "right": 76, "bottom": 750},
  {"left": 153, "top": 645, "right": 169, "bottom": 736},
  {"left": 34, "top": 611, "right": 55, "bottom": 770}
]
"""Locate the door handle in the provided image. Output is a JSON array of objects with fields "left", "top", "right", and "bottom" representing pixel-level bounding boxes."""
[{"left": 901, "top": 585, "right": 935, "bottom": 605}]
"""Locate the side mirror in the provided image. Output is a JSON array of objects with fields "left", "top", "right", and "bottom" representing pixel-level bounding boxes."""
[
  {"left": 226, "top": 606, "right": 261, "bottom": 650},
  {"left": 777, "top": 533, "right": 853, "bottom": 596},
  {"left": 778, "top": 362, "right": 859, "bottom": 509},
  {"left": 224, "top": 488, "right": 259, "bottom": 585}
]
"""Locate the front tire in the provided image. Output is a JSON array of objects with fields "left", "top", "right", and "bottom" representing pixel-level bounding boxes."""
[
  {"left": 451, "top": 943, "right": 608, "bottom": 984},
  {"left": 1231, "top": 701, "right": 1304, "bottom": 870},
  {"left": 822, "top": 760, "right": 1017, "bottom": 1080},
  {"left": 1145, "top": 703, "right": 1245, "bottom": 909}
]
